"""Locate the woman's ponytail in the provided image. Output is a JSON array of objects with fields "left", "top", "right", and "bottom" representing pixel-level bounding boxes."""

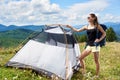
[{"left": 90, "top": 13, "right": 99, "bottom": 27}]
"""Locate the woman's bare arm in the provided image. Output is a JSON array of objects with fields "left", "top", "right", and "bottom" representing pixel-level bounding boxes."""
[
  {"left": 97, "top": 25, "right": 106, "bottom": 41},
  {"left": 66, "top": 25, "right": 87, "bottom": 32},
  {"left": 46, "top": 24, "right": 87, "bottom": 32}
]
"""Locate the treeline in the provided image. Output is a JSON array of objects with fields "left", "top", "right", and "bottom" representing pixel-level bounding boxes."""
[
  {"left": 74, "top": 27, "right": 118, "bottom": 43},
  {"left": 0, "top": 29, "right": 34, "bottom": 48}
]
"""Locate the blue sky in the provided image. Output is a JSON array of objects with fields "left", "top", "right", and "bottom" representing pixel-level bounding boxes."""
[
  {"left": 102, "top": 0, "right": 120, "bottom": 16},
  {"left": 51, "top": 0, "right": 88, "bottom": 8},
  {"left": 51, "top": 0, "right": 120, "bottom": 16},
  {"left": 0, "top": 0, "right": 120, "bottom": 26}
]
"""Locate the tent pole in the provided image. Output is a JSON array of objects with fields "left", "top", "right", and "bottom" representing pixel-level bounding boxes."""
[
  {"left": 15, "top": 26, "right": 45, "bottom": 52},
  {"left": 59, "top": 25, "right": 69, "bottom": 80},
  {"left": 15, "top": 31, "right": 37, "bottom": 51}
]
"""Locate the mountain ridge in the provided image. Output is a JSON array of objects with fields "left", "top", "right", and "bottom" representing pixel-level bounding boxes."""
[
  {"left": 0, "top": 24, "right": 44, "bottom": 32},
  {"left": 0, "top": 22, "right": 120, "bottom": 30}
]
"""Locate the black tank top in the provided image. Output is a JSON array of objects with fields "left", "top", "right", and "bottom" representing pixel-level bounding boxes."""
[{"left": 87, "top": 28, "right": 97, "bottom": 46}]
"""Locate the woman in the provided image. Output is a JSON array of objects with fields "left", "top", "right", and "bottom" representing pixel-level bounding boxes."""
[{"left": 66, "top": 13, "right": 106, "bottom": 76}]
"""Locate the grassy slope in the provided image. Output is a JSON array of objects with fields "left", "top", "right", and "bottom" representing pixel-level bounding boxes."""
[
  {"left": 0, "top": 42, "right": 120, "bottom": 80},
  {"left": 72, "top": 42, "right": 120, "bottom": 80},
  {"left": 0, "top": 29, "right": 34, "bottom": 48}
]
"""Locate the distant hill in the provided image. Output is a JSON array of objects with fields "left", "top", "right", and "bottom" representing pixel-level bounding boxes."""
[
  {"left": 0, "top": 24, "right": 44, "bottom": 32},
  {"left": 0, "top": 24, "right": 15, "bottom": 31},
  {"left": 0, "top": 22, "right": 119, "bottom": 33},
  {"left": 104, "top": 22, "right": 120, "bottom": 33},
  {"left": 0, "top": 29, "right": 36, "bottom": 48},
  {"left": 0, "top": 22, "right": 119, "bottom": 48}
]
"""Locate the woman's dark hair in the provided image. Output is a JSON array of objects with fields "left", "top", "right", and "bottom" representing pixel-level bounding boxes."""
[{"left": 90, "top": 13, "right": 99, "bottom": 27}]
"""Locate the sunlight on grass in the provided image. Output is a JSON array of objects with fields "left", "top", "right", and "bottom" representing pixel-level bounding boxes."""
[
  {"left": 72, "top": 42, "right": 120, "bottom": 80},
  {"left": 0, "top": 42, "right": 120, "bottom": 80}
]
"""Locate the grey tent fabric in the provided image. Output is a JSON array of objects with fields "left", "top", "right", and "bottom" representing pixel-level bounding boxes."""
[{"left": 6, "top": 25, "right": 81, "bottom": 80}]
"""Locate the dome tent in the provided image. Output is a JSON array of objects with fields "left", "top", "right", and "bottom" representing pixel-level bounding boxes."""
[{"left": 6, "top": 25, "right": 81, "bottom": 80}]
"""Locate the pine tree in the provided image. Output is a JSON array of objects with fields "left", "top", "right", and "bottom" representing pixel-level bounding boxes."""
[{"left": 106, "top": 27, "right": 117, "bottom": 42}]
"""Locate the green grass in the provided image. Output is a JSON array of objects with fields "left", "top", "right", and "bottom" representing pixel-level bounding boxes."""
[
  {"left": 0, "top": 42, "right": 120, "bottom": 80},
  {"left": 72, "top": 42, "right": 120, "bottom": 80},
  {"left": 0, "top": 48, "right": 48, "bottom": 80}
]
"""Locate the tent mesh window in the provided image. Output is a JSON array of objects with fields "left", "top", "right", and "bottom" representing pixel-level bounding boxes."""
[{"left": 32, "top": 26, "right": 77, "bottom": 48}]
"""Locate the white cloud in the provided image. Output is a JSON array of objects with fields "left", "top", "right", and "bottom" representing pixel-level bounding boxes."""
[
  {"left": 100, "top": 14, "right": 120, "bottom": 23},
  {"left": 60, "top": 0, "right": 109, "bottom": 25},
  {"left": 0, "top": 0, "right": 61, "bottom": 25},
  {"left": 67, "top": 0, "right": 108, "bottom": 14},
  {"left": 0, "top": 0, "right": 119, "bottom": 26}
]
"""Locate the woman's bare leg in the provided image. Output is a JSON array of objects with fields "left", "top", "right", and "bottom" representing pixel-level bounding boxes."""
[
  {"left": 79, "top": 50, "right": 91, "bottom": 74},
  {"left": 93, "top": 52, "right": 100, "bottom": 76}
]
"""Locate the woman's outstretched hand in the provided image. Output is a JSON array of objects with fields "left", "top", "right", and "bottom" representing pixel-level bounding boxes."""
[{"left": 66, "top": 25, "right": 72, "bottom": 28}]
